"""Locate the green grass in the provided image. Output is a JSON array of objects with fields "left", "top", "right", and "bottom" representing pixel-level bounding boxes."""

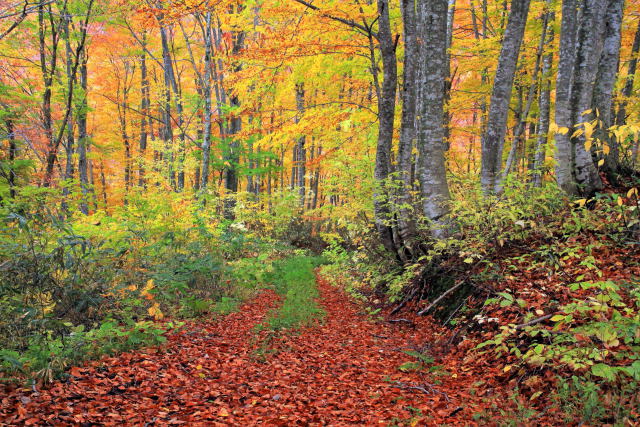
[{"left": 260, "top": 255, "right": 325, "bottom": 330}]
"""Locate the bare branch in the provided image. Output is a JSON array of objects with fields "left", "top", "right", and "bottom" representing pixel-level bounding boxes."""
[{"left": 290, "top": 0, "right": 375, "bottom": 38}]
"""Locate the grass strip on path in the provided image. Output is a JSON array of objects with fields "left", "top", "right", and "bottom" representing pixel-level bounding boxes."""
[{"left": 260, "top": 255, "right": 325, "bottom": 330}]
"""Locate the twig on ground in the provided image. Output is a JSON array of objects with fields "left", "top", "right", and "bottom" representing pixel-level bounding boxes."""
[
  {"left": 387, "top": 318, "right": 416, "bottom": 327},
  {"left": 418, "top": 281, "right": 465, "bottom": 316},
  {"left": 390, "top": 380, "right": 450, "bottom": 402},
  {"left": 515, "top": 313, "right": 555, "bottom": 330}
]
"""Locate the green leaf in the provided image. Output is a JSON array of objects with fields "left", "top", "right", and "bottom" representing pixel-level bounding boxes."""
[{"left": 591, "top": 363, "right": 617, "bottom": 382}]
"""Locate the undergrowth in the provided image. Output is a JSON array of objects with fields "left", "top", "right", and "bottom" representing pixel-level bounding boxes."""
[
  {"left": 0, "top": 186, "right": 309, "bottom": 385},
  {"left": 319, "top": 177, "right": 640, "bottom": 424}
]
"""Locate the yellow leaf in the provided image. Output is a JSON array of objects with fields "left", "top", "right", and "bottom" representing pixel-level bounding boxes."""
[
  {"left": 148, "top": 303, "right": 164, "bottom": 320},
  {"left": 617, "top": 197, "right": 624, "bottom": 206},
  {"left": 575, "top": 199, "right": 587, "bottom": 207},
  {"left": 504, "top": 365, "right": 512, "bottom": 373},
  {"left": 530, "top": 391, "right": 543, "bottom": 401},
  {"left": 627, "top": 188, "right": 638, "bottom": 198},
  {"left": 598, "top": 159, "right": 605, "bottom": 167},
  {"left": 141, "top": 279, "right": 155, "bottom": 300},
  {"left": 218, "top": 408, "right": 230, "bottom": 417}
]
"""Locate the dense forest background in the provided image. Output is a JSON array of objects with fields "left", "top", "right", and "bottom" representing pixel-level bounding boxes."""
[{"left": 1, "top": 0, "right": 639, "bottom": 424}]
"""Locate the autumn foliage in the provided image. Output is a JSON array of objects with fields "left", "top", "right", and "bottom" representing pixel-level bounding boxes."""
[{"left": 1, "top": 0, "right": 640, "bottom": 424}]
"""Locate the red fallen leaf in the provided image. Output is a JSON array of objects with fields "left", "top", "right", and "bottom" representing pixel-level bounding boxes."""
[
  {"left": 0, "top": 278, "right": 526, "bottom": 425},
  {"left": 16, "top": 404, "right": 27, "bottom": 419},
  {"left": 70, "top": 367, "right": 84, "bottom": 377}
]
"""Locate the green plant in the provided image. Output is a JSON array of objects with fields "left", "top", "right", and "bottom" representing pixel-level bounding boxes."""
[{"left": 258, "top": 255, "right": 325, "bottom": 331}]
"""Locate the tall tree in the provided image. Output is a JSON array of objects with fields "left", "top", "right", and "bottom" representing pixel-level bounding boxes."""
[
  {"left": 532, "top": 10, "right": 555, "bottom": 188},
  {"left": 594, "top": 0, "right": 624, "bottom": 179},
  {"left": 415, "top": 0, "right": 452, "bottom": 238},
  {"left": 480, "top": 0, "right": 531, "bottom": 194},
  {"left": 555, "top": 0, "right": 606, "bottom": 195},
  {"left": 294, "top": 82, "right": 306, "bottom": 207}
]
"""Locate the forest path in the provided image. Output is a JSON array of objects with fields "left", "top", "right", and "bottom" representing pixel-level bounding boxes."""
[{"left": 2, "top": 275, "right": 492, "bottom": 425}]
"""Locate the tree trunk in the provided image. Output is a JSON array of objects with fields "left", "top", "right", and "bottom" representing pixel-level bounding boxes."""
[
  {"left": 62, "top": 9, "right": 75, "bottom": 190},
  {"left": 4, "top": 118, "right": 17, "bottom": 199},
  {"left": 554, "top": 0, "right": 580, "bottom": 194},
  {"left": 373, "top": 0, "right": 398, "bottom": 255},
  {"left": 567, "top": 0, "right": 606, "bottom": 195},
  {"left": 397, "top": 0, "right": 418, "bottom": 245},
  {"left": 222, "top": 22, "right": 245, "bottom": 220},
  {"left": 200, "top": 11, "right": 214, "bottom": 191},
  {"left": 78, "top": 52, "right": 90, "bottom": 214},
  {"left": 615, "top": 20, "right": 640, "bottom": 128},
  {"left": 138, "top": 31, "right": 149, "bottom": 188},
  {"left": 593, "top": 0, "right": 624, "bottom": 179},
  {"left": 503, "top": 7, "right": 551, "bottom": 182},
  {"left": 415, "top": 0, "right": 452, "bottom": 238},
  {"left": 532, "top": 11, "right": 555, "bottom": 188},
  {"left": 295, "top": 82, "right": 306, "bottom": 207},
  {"left": 480, "top": 0, "right": 531, "bottom": 195},
  {"left": 443, "top": 0, "right": 456, "bottom": 151}
]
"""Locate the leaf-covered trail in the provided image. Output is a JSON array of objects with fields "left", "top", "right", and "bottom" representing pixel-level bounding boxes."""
[{"left": 2, "top": 275, "right": 497, "bottom": 425}]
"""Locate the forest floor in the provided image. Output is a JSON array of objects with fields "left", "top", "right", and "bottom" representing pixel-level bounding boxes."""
[{"left": 0, "top": 273, "right": 510, "bottom": 426}]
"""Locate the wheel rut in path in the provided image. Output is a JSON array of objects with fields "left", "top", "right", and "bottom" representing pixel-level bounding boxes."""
[{"left": 1, "top": 275, "right": 490, "bottom": 425}]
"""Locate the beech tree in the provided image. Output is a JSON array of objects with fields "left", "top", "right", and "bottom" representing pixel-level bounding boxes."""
[{"left": 480, "top": 0, "right": 530, "bottom": 195}]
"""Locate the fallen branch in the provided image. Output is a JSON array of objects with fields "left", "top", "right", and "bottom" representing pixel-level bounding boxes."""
[
  {"left": 387, "top": 318, "right": 415, "bottom": 327},
  {"left": 418, "top": 281, "right": 465, "bottom": 316},
  {"left": 390, "top": 381, "right": 450, "bottom": 402},
  {"left": 515, "top": 313, "right": 555, "bottom": 330},
  {"left": 390, "top": 287, "right": 418, "bottom": 315}
]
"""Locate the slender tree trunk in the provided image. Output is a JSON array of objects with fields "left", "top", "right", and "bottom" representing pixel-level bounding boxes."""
[
  {"left": 555, "top": 0, "right": 580, "bottom": 194},
  {"left": 480, "top": 0, "right": 531, "bottom": 194},
  {"left": 415, "top": 0, "right": 452, "bottom": 238},
  {"left": 200, "top": 11, "right": 214, "bottom": 191},
  {"left": 373, "top": 0, "right": 398, "bottom": 255},
  {"left": 42, "top": 0, "right": 93, "bottom": 187},
  {"left": 118, "top": 91, "right": 132, "bottom": 197},
  {"left": 62, "top": 9, "right": 75, "bottom": 189},
  {"left": 312, "top": 146, "right": 321, "bottom": 210},
  {"left": 615, "top": 20, "right": 640, "bottom": 128},
  {"left": 295, "top": 82, "right": 306, "bottom": 207},
  {"left": 38, "top": 4, "right": 57, "bottom": 186},
  {"left": 77, "top": 52, "right": 90, "bottom": 214},
  {"left": 222, "top": 23, "right": 245, "bottom": 219},
  {"left": 138, "top": 31, "right": 149, "bottom": 188},
  {"left": 564, "top": 0, "right": 606, "bottom": 195},
  {"left": 100, "top": 161, "right": 107, "bottom": 210},
  {"left": 158, "top": 19, "right": 177, "bottom": 189},
  {"left": 4, "top": 118, "right": 17, "bottom": 198},
  {"left": 443, "top": 0, "right": 456, "bottom": 151},
  {"left": 594, "top": 0, "right": 624, "bottom": 178},
  {"left": 397, "top": 0, "right": 418, "bottom": 245},
  {"left": 532, "top": 11, "right": 555, "bottom": 188},
  {"left": 503, "top": 8, "right": 551, "bottom": 181}
]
